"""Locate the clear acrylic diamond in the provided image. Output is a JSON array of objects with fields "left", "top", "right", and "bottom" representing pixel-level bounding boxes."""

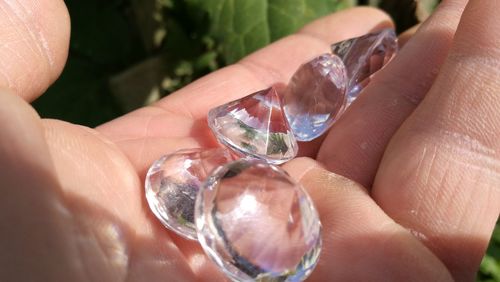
[
  {"left": 195, "top": 159, "right": 322, "bottom": 282},
  {"left": 283, "top": 53, "right": 347, "bottom": 141},
  {"left": 207, "top": 87, "right": 298, "bottom": 165},
  {"left": 145, "top": 148, "right": 234, "bottom": 240},
  {"left": 331, "top": 28, "right": 398, "bottom": 105}
]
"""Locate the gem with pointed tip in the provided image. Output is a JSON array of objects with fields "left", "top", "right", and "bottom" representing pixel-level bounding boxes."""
[
  {"left": 331, "top": 28, "right": 398, "bottom": 105},
  {"left": 195, "top": 159, "right": 322, "bottom": 282},
  {"left": 145, "top": 148, "right": 234, "bottom": 240},
  {"left": 207, "top": 87, "right": 298, "bottom": 164},
  {"left": 283, "top": 53, "right": 347, "bottom": 141}
]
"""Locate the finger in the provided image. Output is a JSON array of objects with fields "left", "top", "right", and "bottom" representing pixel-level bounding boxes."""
[
  {"left": 0, "top": 0, "right": 70, "bottom": 101},
  {"left": 0, "top": 88, "right": 197, "bottom": 281},
  {"left": 98, "top": 7, "right": 393, "bottom": 173},
  {"left": 282, "top": 158, "right": 453, "bottom": 281},
  {"left": 373, "top": 0, "right": 500, "bottom": 280},
  {"left": 0, "top": 88, "right": 79, "bottom": 280},
  {"left": 42, "top": 119, "right": 202, "bottom": 281},
  {"left": 317, "top": 0, "right": 468, "bottom": 187}
]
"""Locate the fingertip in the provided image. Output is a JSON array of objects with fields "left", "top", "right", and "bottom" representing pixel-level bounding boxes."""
[
  {"left": 40, "top": 0, "right": 71, "bottom": 84},
  {"left": 0, "top": 0, "right": 70, "bottom": 101}
]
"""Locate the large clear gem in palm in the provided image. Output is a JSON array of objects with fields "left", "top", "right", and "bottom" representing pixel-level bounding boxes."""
[{"left": 195, "top": 159, "right": 322, "bottom": 282}]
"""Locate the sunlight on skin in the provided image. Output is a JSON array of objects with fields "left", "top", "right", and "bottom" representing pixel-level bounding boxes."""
[
  {"left": 317, "top": 0, "right": 470, "bottom": 187},
  {"left": 0, "top": 0, "right": 498, "bottom": 281},
  {"left": 283, "top": 158, "right": 454, "bottom": 281},
  {"left": 0, "top": 0, "right": 70, "bottom": 101}
]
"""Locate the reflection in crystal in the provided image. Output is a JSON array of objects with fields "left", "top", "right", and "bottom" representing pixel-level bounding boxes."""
[
  {"left": 331, "top": 28, "right": 398, "bottom": 105},
  {"left": 196, "top": 159, "right": 321, "bottom": 281},
  {"left": 208, "top": 87, "right": 298, "bottom": 164},
  {"left": 145, "top": 148, "right": 234, "bottom": 240},
  {"left": 282, "top": 29, "right": 398, "bottom": 142},
  {"left": 101, "top": 223, "right": 130, "bottom": 271},
  {"left": 283, "top": 53, "right": 347, "bottom": 141}
]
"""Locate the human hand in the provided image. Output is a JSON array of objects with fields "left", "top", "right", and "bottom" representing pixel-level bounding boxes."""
[{"left": 0, "top": 0, "right": 497, "bottom": 281}]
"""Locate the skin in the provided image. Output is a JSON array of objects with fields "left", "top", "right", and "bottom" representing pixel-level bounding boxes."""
[{"left": 0, "top": 0, "right": 498, "bottom": 281}]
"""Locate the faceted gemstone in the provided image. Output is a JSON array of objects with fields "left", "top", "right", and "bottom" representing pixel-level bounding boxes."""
[
  {"left": 145, "top": 148, "right": 234, "bottom": 240},
  {"left": 283, "top": 53, "right": 348, "bottom": 141},
  {"left": 195, "top": 159, "right": 322, "bottom": 282},
  {"left": 207, "top": 87, "right": 298, "bottom": 165},
  {"left": 331, "top": 28, "right": 398, "bottom": 105}
]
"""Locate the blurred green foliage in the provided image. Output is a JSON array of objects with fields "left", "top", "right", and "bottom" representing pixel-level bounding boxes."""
[
  {"left": 34, "top": 0, "right": 419, "bottom": 126},
  {"left": 187, "top": 0, "right": 355, "bottom": 63},
  {"left": 480, "top": 224, "right": 500, "bottom": 282},
  {"left": 32, "top": 1, "right": 498, "bottom": 280}
]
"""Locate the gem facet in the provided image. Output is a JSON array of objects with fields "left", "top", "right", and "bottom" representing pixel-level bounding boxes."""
[
  {"left": 331, "top": 28, "right": 398, "bottom": 105},
  {"left": 195, "top": 159, "right": 322, "bottom": 282},
  {"left": 207, "top": 87, "right": 298, "bottom": 164},
  {"left": 145, "top": 148, "right": 234, "bottom": 240},
  {"left": 283, "top": 53, "right": 348, "bottom": 141}
]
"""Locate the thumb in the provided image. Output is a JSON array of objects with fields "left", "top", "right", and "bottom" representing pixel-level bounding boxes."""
[{"left": 0, "top": 88, "right": 78, "bottom": 280}]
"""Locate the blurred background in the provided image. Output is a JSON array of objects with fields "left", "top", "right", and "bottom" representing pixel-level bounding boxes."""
[{"left": 32, "top": 0, "right": 499, "bottom": 280}]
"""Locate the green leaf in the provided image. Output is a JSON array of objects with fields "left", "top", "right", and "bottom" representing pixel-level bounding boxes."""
[
  {"left": 268, "top": 0, "right": 355, "bottom": 40},
  {"left": 479, "top": 223, "right": 500, "bottom": 281},
  {"left": 237, "top": 119, "right": 259, "bottom": 140},
  {"left": 188, "top": 0, "right": 355, "bottom": 64},
  {"left": 267, "top": 133, "right": 289, "bottom": 155},
  {"left": 241, "top": 142, "right": 258, "bottom": 153},
  {"left": 479, "top": 255, "right": 500, "bottom": 282}
]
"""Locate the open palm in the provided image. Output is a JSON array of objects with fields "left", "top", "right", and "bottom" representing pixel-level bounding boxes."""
[{"left": 1, "top": 0, "right": 498, "bottom": 281}]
